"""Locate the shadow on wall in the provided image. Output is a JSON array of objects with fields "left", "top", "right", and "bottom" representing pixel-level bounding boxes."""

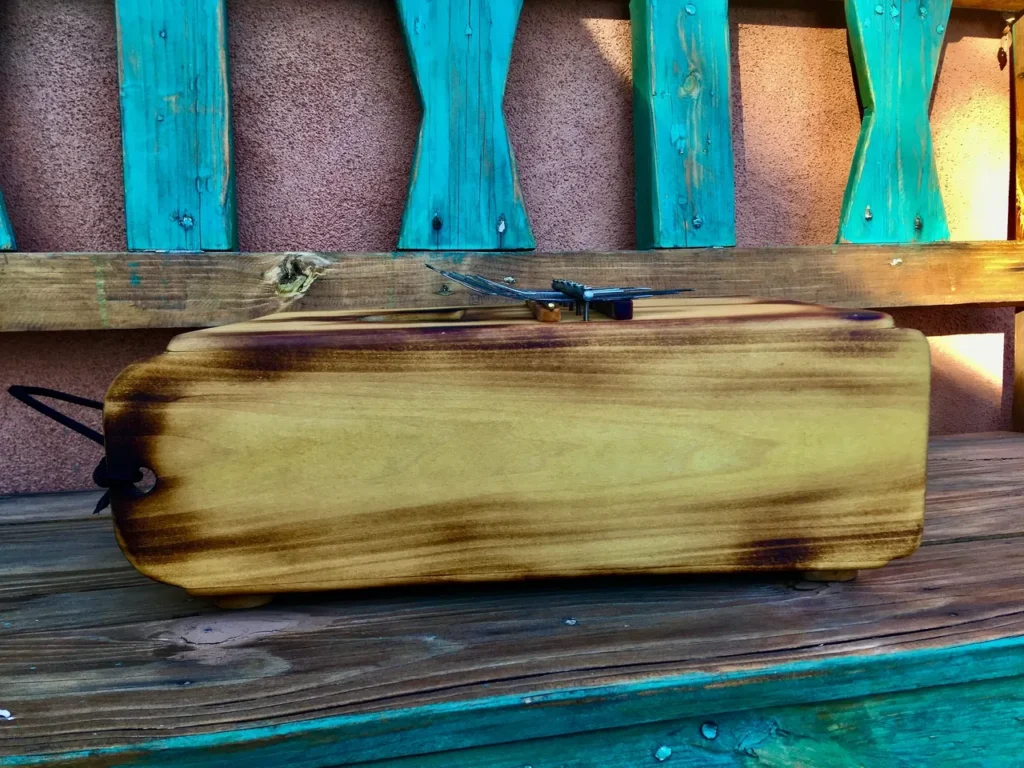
[{"left": 509, "top": 0, "right": 636, "bottom": 250}]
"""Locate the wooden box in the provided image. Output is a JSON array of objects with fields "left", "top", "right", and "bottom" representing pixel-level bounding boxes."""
[{"left": 103, "top": 298, "right": 930, "bottom": 603}]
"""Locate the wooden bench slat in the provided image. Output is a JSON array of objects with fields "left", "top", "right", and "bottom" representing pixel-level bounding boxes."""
[{"left": 1, "top": 433, "right": 1023, "bottom": 763}]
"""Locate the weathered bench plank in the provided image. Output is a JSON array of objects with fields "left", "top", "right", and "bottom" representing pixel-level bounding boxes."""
[{"left": 1, "top": 433, "right": 1023, "bottom": 765}]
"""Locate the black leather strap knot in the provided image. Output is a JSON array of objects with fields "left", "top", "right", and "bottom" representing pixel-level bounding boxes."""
[
  {"left": 7, "top": 385, "right": 143, "bottom": 513},
  {"left": 91, "top": 456, "right": 144, "bottom": 514}
]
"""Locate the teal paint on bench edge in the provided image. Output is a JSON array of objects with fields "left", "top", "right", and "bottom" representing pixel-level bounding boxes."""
[
  {"left": 0, "top": 191, "right": 16, "bottom": 250},
  {"left": 395, "top": 0, "right": 535, "bottom": 252},
  {"left": 377, "top": 673, "right": 1024, "bottom": 766},
  {"left": 115, "top": 0, "right": 237, "bottom": 252},
  {"left": 6, "top": 635, "right": 1024, "bottom": 767},
  {"left": 631, "top": 0, "right": 735, "bottom": 249},
  {"left": 837, "top": 0, "right": 951, "bottom": 244}
]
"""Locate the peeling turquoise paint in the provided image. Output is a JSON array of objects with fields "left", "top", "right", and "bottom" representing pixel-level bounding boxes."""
[
  {"left": 115, "top": 0, "right": 237, "bottom": 252},
  {"left": 631, "top": 0, "right": 735, "bottom": 249},
  {"left": 395, "top": 0, "right": 534, "bottom": 251},
  {"left": 0, "top": 190, "right": 16, "bottom": 250},
  {"left": 837, "top": 0, "right": 951, "bottom": 243}
]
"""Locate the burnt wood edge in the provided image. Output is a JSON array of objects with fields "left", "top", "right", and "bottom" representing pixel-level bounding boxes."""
[
  {"left": 8, "top": 637, "right": 1024, "bottom": 767},
  {"left": 3, "top": 242, "right": 1024, "bottom": 332}
]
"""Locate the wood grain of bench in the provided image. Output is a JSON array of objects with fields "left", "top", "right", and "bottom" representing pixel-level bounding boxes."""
[{"left": 0, "top": 432, "right": 1022, "bottom": 766}]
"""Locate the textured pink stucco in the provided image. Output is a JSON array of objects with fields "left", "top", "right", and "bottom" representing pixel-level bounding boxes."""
[{"left": 0, "top": 1, "right": 1013, "bottom": 493}]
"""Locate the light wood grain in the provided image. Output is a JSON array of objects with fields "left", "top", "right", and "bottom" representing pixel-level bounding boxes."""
[
  {"left": 3, "top": 243, "right": 1023, "bottom": 332},
  {"left": 101, "top": 300, "right": 930, "bottom": 596},
  {"left": 0, "top": 433, "right": 1022, "bottom": 763},
  {"left": 167, "top": 298, "right": 896, "bottom": 351}
]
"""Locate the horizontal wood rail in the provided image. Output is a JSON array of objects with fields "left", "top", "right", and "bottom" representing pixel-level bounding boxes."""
[{"left": 1, "top": 241, "right": 1023, "bottom": 332}]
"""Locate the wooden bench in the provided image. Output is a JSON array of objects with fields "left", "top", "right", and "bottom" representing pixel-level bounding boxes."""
[
  {"left": 2, "top": 432, "right": 1022, "bottom": 765},
  {"left": 3, "top": 1, "right": 1024, "bottom": 763}
]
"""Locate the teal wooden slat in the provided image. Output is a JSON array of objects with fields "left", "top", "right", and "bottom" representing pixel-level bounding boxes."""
[
  {"left": 838, "top": 0, "right": 951, "bottom": 244},
  {"left": 115, "top": 0, "right": 237, "bottom": 252},
  {"left": 0, "top": 191, "right": 16, "bottom": 250},
  {"left": 4, "top": 637, "right": 1023, "bottom": 766},
  {"left": 379, "top": 674, "right": 1024, "bottom": 766},
  {"left": 631, "top": 0, "right": 735, "bottom": 249},
  {"left": 396, "top": 0, "right": 534, "bottom": 251}
]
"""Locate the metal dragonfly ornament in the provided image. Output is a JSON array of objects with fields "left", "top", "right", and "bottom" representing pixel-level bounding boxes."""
[{"left": 425, "top": 264, "right": 692, "bottom": 321}]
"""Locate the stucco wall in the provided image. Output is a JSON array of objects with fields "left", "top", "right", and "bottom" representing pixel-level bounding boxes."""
[{"left": 0, "top": 0, "right": 1013, "bottom": 494}]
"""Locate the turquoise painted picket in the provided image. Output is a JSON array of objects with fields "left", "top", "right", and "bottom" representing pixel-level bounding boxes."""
[
  {"left": 631, "top": 0, "right": 736, "bottom": 249},
  {"left": 395, "top": 0, "right": 534, "bottom": 251},
  {"left": 837, "top": 0, "right": 951, "bottom": 244},
  {"left": 0, "top": 193, "right": 15, "bottom": 250},
  {"left": 115, "top": 0, "right": 237, "bottom": 252}
]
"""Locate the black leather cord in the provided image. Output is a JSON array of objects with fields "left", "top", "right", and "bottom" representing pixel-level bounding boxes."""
[
  {"left": 7, "top": 385, "right": 104, "bottom": 444},
  {"left": 7, "top": 385, "right": 142, "bottom": 513}
]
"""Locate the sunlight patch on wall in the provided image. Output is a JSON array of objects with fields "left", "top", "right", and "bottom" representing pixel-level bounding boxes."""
[
  {"left": 581, "top": 17, "right": 632, "bottom": 84},
  {"left": 929, "top": 333, "right": 1004, "bottom": 397},
  {"left": 931, "top": 32, "right": 1009, "bottom": 241}
]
